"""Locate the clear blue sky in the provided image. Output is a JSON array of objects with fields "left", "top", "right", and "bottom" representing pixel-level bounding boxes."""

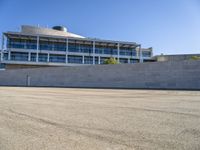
[{"left": 0, "top": 0, "right": 200, "bottom": 55}]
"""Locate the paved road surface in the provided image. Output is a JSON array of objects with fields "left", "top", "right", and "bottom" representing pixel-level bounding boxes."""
[{"left": 0, "top": 87, "right": 200, "bottom": 150}]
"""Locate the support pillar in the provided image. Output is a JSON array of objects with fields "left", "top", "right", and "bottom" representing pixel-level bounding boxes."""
[
  {"left": 36, "top": 36, "right": 39, "bottom": 62},
  {"left": 139, "top": 45, "right": 143, "bottom": 63},
  {"left": 8, "top": 51, "right": 11, "bottom": 60},
  {"left": 66, "top": 38, "right": 68, "bottom": 64},
  {"left": 128, "top": 58, "right": 130, "bottom": 64},
  {"left": 1, "top": 34, "right": 5, "bottom": 61},
  {"left": 28, "top": 52, "right": 31, "bottom": 61},
  {"left": 47, "top": 53, "right": 50, "bottom": 62},
  {"left": 117, "top": 43, "right": 120, "bottom": 63},
  {"left": 82, "top": 55, "right": 85, "bottom": 64},
  {"left": 93, "top": 41, "right": 95, "bottom": 65},
  {"left": 98, "top": 56, "right": 100, "bottom": 64}
]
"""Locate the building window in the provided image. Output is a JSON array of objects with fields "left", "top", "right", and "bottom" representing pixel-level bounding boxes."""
[
  {"left": 100, "top": 57, "right": 109, "bottom": 64},
  {"left": 132, "top": 50, "right": 137, "bottom": 56},
  {"left": 68, "top": 43, "right": 80, "bottom": 53},
  {"left": 142, "top": 51, "right": 151, "bottom": 57},
  {"left": 95, "top": 57, "right": 99, "bottom": 64},
  {"left": 11, "top": 52, "right": 28, "bottom": 61},
  {"left": 25, "top": 39, "right": 37, "bottom": 49},
  {"left": 68, "top": 43, "right": 93, "bottom": 53},
  {"left": 84, "top": 56, "right": 93, "bottom": 64},
  {"left": 7, "top": 38, "right": 37, "bottom": 50},
  {"left": 80, "top": 44, "right": 93, "bottom": 53},
  {"left": 49, "top": 54, "right": 65, "bottom": 63},
  {"left": 40, "top": 41, "right": 53, "bottom": 51},
  {"left": 31, "top": 53, "right": 36, "bottom": 62},
  {"left": 0, "top": 63, "right": 5, "bottom": 69},
  {"left": 130, "top": 59, "right": 139, "bottom": 63},
  {"left": 3, "top": 53, "right": 8, "bottom": 60},
  {"left": 38, "top": 53, "right": 48, "bottom": 62},
  {"left": 53, "top": 42, "right": 66, "bottom": 51},
  {"left": 68, "top": 55, "right": 82, "bottom": 64},
  {"left": 120, "top": 48, "right": 135, "bottom": 56},
  {"left": 40, "top": 40, "right": 66, "bottom": 52},
  {"left": 95, "top": 46, "right": 118, "bottom": 55},
  {"left": 119, "top": 58, "right": 128, "bottom": 64}
]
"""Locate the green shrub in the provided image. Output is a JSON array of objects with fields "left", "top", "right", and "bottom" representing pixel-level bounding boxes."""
[
  {"left": 190, "top": 56, "right": 200, "bottom": 60},
  {"left": 103, "top": 57, "right": 118, "bottom": 64}
]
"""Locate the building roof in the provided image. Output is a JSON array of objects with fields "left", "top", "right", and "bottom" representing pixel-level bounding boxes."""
[
  {"left": 22, "top": 25, "right": 85, "bottom": 38},
  {"left": 4, "top": 25, "right": 140, "bottom": 48}
]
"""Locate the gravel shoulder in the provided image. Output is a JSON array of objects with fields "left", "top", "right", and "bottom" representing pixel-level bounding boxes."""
[{"left": 0, "top": 87, "right": 200, "bottom": 150}]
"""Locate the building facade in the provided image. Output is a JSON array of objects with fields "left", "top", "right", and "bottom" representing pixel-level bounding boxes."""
[
  {"left": 154, "top": 54, "right": 200, "bottom": 62},
  {"left": 0, "top": 25, "right": 153, "bottom": 69}
]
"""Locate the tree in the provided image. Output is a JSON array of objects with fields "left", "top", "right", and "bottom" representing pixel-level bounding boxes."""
[
  {"left": 190, "top": 56, "right": 200, "bottom": 60},
  {"left": 103, "top": 57, "right": 118, "bottom": 64}
]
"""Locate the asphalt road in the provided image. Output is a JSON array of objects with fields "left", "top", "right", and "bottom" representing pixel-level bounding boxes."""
[{"left": 0, "top": 87, "right": 200, "bottom": 150}]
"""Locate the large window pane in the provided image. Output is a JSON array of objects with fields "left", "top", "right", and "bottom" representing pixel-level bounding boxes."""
[
  {"left": 49, "top": 54, "right": 65, "bottom": 63},
  {"left": 11, "top": 52, "right": 28, "bottom": 61},
  {"left": 68, "top": 55, "right": 82, "bottom": 64},
  {"left": 31, "top": 53, "right": 36, "bottom": 62},
  {"left": 38, "top": 53, "right": 48, "bottom": 62}
]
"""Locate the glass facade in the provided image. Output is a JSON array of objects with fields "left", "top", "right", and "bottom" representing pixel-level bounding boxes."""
[
  {"left": 4, "top": 34, "right": 152, "bottom": 65},
  {"left": 38, "top": 53, "right": 48, "bottom": 62},
  {"left": 84, "top": 56, "right": 93, "bottom": 64},
  {"left": 68, "top": 43, "right": 93, "bottom": 53},
  {"left": 3, "top": 53, "right": 8, "bottom": 60},
  {"left": 40, "top": 41, "right": 66, "bottom": 51},
  {"left": 120, "top": 48, "right": 136, "bottom": 56},
  {"left": 100, "top": 57, "right": 109, "bottom": 64},
  {"left": 31, "top": 53, "right": 36, "bottom": 62},
  {"left": 142, "top": 51, "right": 151, "bottom": 57},
  {"left": 68, "top": 55, "right": 82, "bottom": 64},
  {"left": 130, "top": 59, "right": 139, "bottom": 63},
  {"left": 119, "top": 58, "right": 128, "bottom": 64},
  {"left": 11, "top": 52, "right": 28, "bottom": 61},
  {"left": 7, "top": 38, "right": 37, "bottom": 50},
  {"left": 49, "top": 54, "right": 65, "bottom": 63},
  {"left": 95, "top": 57, "right": 99, "bottom": 64},
  {"left": 95, "top": 46, "right": 118, "bottom": 55}
]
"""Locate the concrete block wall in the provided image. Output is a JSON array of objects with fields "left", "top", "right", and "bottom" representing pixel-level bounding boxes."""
[{"left": 0, "top": 60, "right": 200, "bottom": 90}]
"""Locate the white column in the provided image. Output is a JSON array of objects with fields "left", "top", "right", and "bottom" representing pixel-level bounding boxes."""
[
  {"left": 66, "top": 38, "right": 68, "bottom": 64},
  {"left": 98, "top": 56, "right": 100, "bottom": 64},
  {"left": 128, "top": 58, "right": 130, "bottom": 64},
  {"left": 47, "top": 53, "right": 50, "bottom": 62},
  {"left": 139, "top": 45, "right": 143, "bottom": 63},
  {"left": 36, "top": 36, "right": 39, "bottom": 62},
  {"left": 82, "top": 55, "right": 85, "bottom": 64},
  {"left": 28, "top": 52, "right": 31, "bottom": 61},
  {"left": 136, "top": 46, "right": 139, "bottom": 58},
  {"left": 117, "top": 43, "right": 120, "bottom": 63},
  {"left": 150, "top": 47, "right": 153, "bottom": 57},
  {"left": 8, "top": 51, "right": 11, "bottom": 60},
  {"left": 93, "top": 41, "right": 95, "bottom": 65},
  {"left": 1, "top": 34, "right": 5, "bottom": 61}
]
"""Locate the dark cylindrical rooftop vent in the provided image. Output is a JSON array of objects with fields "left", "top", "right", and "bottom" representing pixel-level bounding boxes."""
[{"left": 52, "top": 26, "right": 67, "bottom": 32}]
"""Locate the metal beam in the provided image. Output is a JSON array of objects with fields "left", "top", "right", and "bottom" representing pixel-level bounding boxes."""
[
  {"left": 36, "top": 36, "right": 39, "bottom": 62},
  {"left": 66, "top": 38, "right": 68, "bottom": 64},
  {"left": 47, "top": 53, "right": 50, "bottom": 62},
  {"left": 98, "top": 56, "right": 100, "bottom": 64},
  {"left": 139, "top": 45, "right": 143, "bottom": 63},
  {"left": 28, "top": 52, "right": 31, "bottom": 61},
  {"left": 82, "top": 55, "right": 85, "bottom": 64},
  {"left": 1, "top": 34, "right": 4, "bottom": 61},
  {"left": 117, "top": 43, "right": 120, "bottom": 63},
  {"left": 93, "top": 41, "right": 95, "bottom": 65}
]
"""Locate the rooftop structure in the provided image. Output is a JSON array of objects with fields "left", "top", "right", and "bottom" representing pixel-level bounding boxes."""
[{"left": 0, "top": 25, "right": 153, "bottom": 69}]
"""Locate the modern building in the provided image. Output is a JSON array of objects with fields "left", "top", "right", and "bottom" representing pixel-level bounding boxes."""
[
  {"left": 154, "top": 54, "right": 200, "bottom": 62},
  {"left": 0, "top": 25, "right": 153, "bottom": 69}
]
